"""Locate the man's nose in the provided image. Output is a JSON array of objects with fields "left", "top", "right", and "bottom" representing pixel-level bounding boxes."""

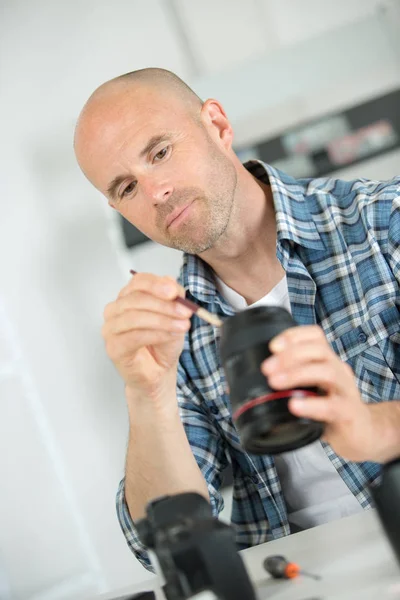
[{"left": 143, "top": 177, "right": 173, "bottom": 204}]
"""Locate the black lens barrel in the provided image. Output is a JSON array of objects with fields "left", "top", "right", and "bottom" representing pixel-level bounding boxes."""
[{"left": 220, "top": 306, "right": 324, "bottom": 454}]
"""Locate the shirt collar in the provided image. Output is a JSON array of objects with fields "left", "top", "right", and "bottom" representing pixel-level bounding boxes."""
[
  {"left": 246, "top": 160, "right": 324, "bottom": 250},
  {"left": 180, "top": 160, "right": 325, "bottom": 304}
]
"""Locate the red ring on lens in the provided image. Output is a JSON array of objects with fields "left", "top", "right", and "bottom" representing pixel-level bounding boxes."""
[{"left": 232, "top": 389, "right": 319, "bottom": 421}]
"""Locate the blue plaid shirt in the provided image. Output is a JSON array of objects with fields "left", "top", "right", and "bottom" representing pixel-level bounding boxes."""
[{"left": 117, "top": 161, "right": 400, "bottom": 570}]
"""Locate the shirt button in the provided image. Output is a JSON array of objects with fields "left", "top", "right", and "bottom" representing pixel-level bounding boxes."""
[
  {"left": 210, "top": 406, "right": 218, "bottom": 415},
  {"left": 358, "top": 332, "right": 367, "bottom": 343},
  {"left": 251, "top": 475, "right": 259, "bottom": 484}
]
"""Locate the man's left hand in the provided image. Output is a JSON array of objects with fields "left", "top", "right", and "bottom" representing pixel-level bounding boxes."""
[{"left": 261, "top": 325, "right": 380, "bottom": 462}]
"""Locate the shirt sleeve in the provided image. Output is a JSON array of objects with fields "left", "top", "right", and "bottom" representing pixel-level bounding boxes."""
[
  {"left": 115, "top": 362, "right": 228, "bottom": 572},
  {"left": 116, "top": 477, "right": 154, "bottom": 572},
  {"left": 176, "top": 361, "right": 229, "bottom": 518},
  {"left": 388, "top": 185, "right": 400, "bottom": 284}
]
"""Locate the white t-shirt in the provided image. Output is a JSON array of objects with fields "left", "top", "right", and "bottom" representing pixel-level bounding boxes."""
[{"left": 215, "top": 275, "right": 363, "bottom": 531}]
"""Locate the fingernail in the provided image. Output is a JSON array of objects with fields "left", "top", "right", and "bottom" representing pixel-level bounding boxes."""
[
  {"left": 269, "top": 337, "right": 286, "bottom": 352},
  {"left": 262, "top": 357, "right": 279, "bottom": 373},
  {"left": 289, "top": 398, "right": 304, "bottom": 412}
]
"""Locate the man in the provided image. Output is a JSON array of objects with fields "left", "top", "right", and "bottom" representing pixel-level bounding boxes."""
[{"left": 74, "top": 68, "right": 400, "bottom": 571}]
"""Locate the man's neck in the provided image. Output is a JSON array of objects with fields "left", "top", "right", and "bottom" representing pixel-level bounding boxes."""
[
  {"left": 199, "top": 170, "right": 285, "bottom": 304},
  {"left": 212, "top": 258, "right": 285, "bottom": 305}
]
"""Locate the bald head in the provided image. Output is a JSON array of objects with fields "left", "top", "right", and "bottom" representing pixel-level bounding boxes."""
[
  {"left": 104, "top": 68, "right": 203, "bottom": 107},
  {"left": 73, "top": 67, "right": 237, "bottom": 254},
  {"left": 76, "top": 68, "right": 202, "bottom": 141},
  {"left": 74, "top": 68, "right": 205, "bottom": 181}
]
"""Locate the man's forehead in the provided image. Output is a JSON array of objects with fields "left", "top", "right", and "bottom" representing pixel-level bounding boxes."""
[
  {"left": 85, "top": 89, "right": 189, "bottom": 147},
  {"left": 75, "top": 85, "right": 196, "bottom": 187}
]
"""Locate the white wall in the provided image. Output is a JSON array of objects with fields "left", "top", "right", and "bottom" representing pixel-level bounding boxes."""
[
  {"left": 0, "top": 1, "right": 399, "bottom": 599},
  {"left": 192, "top": 7, "right": 400, "bottom": 147},
  {"left": 0, "top": 2, "right": 189, "bottom": 597}
]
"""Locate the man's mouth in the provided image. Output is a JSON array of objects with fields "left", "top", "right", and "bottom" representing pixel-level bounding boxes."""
[{"left": 166, "top": 200, "right": 195, "bottom": 229}]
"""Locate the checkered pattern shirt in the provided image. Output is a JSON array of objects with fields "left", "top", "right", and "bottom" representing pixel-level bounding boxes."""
[{"left": 116, "top": 161, "right": 400, "bottom": 571}]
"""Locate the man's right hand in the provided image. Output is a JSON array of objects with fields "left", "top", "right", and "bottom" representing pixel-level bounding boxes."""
[{"left": 102, "top": 273, "right": 193, "bottom": 402}]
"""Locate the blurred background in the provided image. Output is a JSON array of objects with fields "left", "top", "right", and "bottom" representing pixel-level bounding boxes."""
[{"left": 0, "top": 1, "right": 399, "bottom": 598}]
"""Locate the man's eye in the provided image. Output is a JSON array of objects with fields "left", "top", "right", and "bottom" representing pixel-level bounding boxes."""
[
  {"left": 154, "top": 146, "right": 170, "bottom": 161},
  {"left": 121, "top": 181, "right": 137, "bottom": 197}
]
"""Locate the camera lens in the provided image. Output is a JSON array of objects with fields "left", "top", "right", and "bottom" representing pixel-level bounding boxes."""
[{"left": 219, "top": 306, "right": 324, "bottom": 454}]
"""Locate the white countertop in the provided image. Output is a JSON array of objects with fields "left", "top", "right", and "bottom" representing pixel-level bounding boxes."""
[
  {"left": 243, "top": 509, "right": 399, "bottom": 600},
  {"left": 93, "top": 509, "right": 400, "bottom": 600}
]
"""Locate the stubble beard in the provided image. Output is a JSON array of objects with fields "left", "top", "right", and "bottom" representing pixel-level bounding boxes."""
[
  {"left": 158, "top": 151, "right": 238, "bottom": 255},
  {"left": 166, "top": 195, "right": 233, "bottom": 254}
]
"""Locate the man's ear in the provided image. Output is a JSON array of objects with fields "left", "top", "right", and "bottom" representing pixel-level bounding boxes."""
[{"left": 200, "top": 99, "right": 234, "bottom": 149}]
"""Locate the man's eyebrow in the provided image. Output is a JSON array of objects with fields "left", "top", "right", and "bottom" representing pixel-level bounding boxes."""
[
  {"left": 139, "top": 133, "right": 170, "bottom": 158},
  {"left": 106, "top": 134, "right": 171, "bottom": 201},
  {"left": 107, "top": 175, "right": 127, "bottom": 201}
]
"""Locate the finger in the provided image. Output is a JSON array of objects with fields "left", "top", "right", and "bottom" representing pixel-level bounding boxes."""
[
  {"left": 105, "top": 291, "right": 193, "bottom": 321},
  {"left": 267, "top": 363, "right": 343, "bottom": 394},
  {"left": 269, "top": 325, "right": 327, "bottom": 353},
  {"left": 261, "top": 340, "right": 335, "bottom": 376},
  {"left": 102, "top": 309, "right": 191, "bottom": 337},
  {"left": 288, "top": 396, "right": 337, "bottom": 424},
  {"left": 105, "top": 329, "right": 185, "bottom": 360},
  {"left": 119, "top": 273, "right": 186, "bottom": 301}
]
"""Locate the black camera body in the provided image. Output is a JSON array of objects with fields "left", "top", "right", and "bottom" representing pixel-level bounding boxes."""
[
  {"left": 372, "top": 458, "right": 400, "bottom": 566},
  {"left": 136, "top": 493, "right": 256, "bottom": 600}
]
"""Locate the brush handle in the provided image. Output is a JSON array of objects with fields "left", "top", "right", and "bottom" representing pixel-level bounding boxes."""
[{"left": 129, "top": 270, "right": 222, "bottom": 327}]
